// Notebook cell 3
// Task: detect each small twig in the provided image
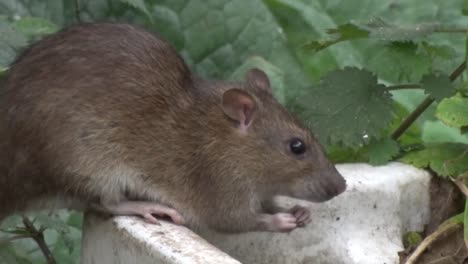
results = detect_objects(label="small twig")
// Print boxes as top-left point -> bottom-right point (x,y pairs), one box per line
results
386,83 -> 421,90
0,234 -> 31,246
391,96 -> 434,140
74,0 -> 82,23
22,217 -> 56,264
448,61 -> 467,82
404,215 -> 463,264
391,61 -> 467,140
435,28 -> 468,34
453,179 -> 468,197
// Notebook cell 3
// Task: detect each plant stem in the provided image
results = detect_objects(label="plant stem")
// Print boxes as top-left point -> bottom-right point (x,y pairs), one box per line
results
391,61 -> 467,140
404,214 -> 463,264
22,217 -> 56,264
74,0 -> 81,23
454,179 -> 468,197
386,84 -> 421,91
391,97 -> 434,140
448,61 -> 467,82
435,28 -> 468,34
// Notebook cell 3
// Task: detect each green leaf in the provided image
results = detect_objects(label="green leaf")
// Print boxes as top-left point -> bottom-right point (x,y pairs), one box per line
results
436,96 -> 468,128
463,0 -> 468,16
422,120 -> 468,144
119,0 -> 152,22
327,23 -> 369,39
0,66 -> 7,77
421,42 -> 457,60
11,16 -> 59,41
51,218 -> 82,264
421,72 -> 454,102
366,138 -> 400,165
400,143 -> 468,177
326,145 -> 368,164
303,18 -> 440,51
264,0 -> 364,81
0,246 -> 18,264
230,56 -> 286,104
32,213 -> 70,234
303,23 -> 369,52
0,20 -> 27,47
299,67 -> 394,147
65,212 -> 83,230
91,0 -> 311,106
52,232 -> 75,255
0,215 -> 23,230
403,231 -> 423,248
0,20 -> 27,68
0,244 -> 32,264
0,228 -> 30,236
366,42 -> 431,83
363,17 -> 439,42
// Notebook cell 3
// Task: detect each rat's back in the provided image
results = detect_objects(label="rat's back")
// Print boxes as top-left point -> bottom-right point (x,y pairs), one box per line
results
0,22 -> 194,218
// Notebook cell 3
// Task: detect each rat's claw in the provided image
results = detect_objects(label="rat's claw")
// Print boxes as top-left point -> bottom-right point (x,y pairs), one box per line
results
150,207 -> 185,225
143,213 -> 161,225
288,205 -> 311,227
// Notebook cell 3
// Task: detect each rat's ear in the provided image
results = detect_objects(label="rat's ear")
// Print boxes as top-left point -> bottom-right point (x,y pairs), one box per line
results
222,88 -> 257,132
245,68 -> 271,93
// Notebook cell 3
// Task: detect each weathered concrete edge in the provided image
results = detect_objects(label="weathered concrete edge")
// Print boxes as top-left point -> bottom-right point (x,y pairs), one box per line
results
81,213 -> 241,264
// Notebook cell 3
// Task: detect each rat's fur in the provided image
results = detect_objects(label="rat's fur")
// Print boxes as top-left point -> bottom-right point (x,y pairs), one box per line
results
0,22 -> 346,232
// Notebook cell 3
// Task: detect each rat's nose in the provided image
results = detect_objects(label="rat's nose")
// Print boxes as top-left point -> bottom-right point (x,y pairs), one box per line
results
335,175 -> 347,195
326,172 -> 347,197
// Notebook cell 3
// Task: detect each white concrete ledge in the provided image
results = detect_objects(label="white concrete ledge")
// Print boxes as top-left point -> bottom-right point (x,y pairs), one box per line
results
81,162 -> 431,264
80,214 -> 241,264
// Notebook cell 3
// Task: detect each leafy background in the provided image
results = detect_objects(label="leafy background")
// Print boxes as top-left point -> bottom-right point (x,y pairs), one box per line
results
1,0 -> 468,263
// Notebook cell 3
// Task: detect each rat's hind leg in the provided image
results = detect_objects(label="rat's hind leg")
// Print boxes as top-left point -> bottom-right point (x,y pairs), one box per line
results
92,201 -> 185,225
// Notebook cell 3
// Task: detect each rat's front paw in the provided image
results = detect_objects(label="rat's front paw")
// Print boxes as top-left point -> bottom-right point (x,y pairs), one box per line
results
269,213 -> 297,232
288,205 -> 311,227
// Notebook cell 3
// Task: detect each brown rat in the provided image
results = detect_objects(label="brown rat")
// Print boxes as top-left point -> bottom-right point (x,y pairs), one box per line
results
0,22 -> 346,233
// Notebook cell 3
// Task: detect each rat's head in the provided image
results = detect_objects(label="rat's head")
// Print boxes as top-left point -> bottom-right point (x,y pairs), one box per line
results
216,68 -> 346,203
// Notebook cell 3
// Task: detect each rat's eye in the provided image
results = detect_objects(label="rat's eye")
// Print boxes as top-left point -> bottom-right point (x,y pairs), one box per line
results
289,138 -> 306,155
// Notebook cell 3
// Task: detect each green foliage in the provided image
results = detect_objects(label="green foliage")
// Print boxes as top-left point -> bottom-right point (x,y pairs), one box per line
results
304,18 -> 440,52
11,16 -> 59,41
400,143 -> 468,177
119,0 -> 151,21
0,211 -> 82,264
0,20 -> 27,69
366,138 -> 400,165
0,16 -> 58,71
367,42 -> 432,83
299,67 -> 393,147
421,72 -> 455,102
303,23 -> 369,51
436,96 -> 468,128
363,18 -> 439,41
403,231 -> 423,248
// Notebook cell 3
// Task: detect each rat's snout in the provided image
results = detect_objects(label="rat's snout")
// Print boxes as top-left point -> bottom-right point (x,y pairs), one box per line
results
325,171 -> 347,198
308,169 -> 347,202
